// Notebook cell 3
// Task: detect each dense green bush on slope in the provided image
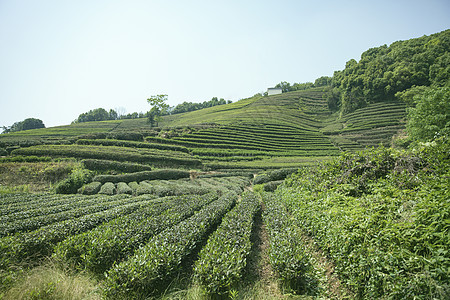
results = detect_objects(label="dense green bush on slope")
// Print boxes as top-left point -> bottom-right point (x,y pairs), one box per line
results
92,169 -> 190,184
275,140 -> 449,298
82,159 -> 152,173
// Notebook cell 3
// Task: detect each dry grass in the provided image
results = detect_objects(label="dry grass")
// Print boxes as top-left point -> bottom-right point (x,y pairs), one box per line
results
2,261 -> 101,300
0,161 -> 77,193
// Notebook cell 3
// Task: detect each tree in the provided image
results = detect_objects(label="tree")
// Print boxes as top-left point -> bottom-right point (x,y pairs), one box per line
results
109,109 -> 118,120
1,118 -> 45,134
407,86 -> 450,142
147,95 -> 169,127
74,108 -> 109,123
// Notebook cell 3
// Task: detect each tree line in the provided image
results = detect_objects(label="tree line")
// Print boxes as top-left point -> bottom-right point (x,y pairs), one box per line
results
72,97 -> 232,125
1,118 -> 45,134
323,29 -> 449,143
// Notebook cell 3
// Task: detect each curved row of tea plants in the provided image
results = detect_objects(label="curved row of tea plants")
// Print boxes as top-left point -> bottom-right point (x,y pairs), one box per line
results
0,193 -> 91,216
55,192 -> 218,275
0,194 -> 119,223
76,138 -> 190,153
0,194 -> 142,237
103,191 -> 238,298
0,194 -> 158,270
11,144 -> 202,167
261,192 -> 314,294
194,191 -> 260,295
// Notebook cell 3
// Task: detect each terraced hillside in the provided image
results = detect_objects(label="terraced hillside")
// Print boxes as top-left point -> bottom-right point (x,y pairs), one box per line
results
0,87 -> 408,170
321,101 -> 407,151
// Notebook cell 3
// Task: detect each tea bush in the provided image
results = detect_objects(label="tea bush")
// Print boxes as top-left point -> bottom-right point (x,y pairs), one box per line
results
55,168 -> 92,194
276,141 -> 449,298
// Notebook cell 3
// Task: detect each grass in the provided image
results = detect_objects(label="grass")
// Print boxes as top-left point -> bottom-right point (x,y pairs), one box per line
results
0,161 -> 78,193
1,260 -> 101,300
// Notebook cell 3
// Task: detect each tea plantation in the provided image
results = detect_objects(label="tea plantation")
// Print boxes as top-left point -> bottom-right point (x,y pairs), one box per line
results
0,31 -> 448,299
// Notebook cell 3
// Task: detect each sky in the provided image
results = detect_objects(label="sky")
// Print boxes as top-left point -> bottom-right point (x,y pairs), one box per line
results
1,0 -> 449,128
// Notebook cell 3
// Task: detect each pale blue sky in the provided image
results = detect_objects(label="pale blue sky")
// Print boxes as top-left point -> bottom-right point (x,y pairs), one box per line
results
1,0 -> 449,128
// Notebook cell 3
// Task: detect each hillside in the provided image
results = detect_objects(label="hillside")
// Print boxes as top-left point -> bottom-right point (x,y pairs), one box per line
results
0,86 -> 408,170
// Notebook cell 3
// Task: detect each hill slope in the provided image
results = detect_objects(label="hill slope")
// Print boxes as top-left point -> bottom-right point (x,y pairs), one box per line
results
1,87 -> 408,170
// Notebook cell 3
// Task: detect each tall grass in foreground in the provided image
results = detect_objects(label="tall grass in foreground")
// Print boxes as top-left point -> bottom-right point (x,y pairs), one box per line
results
2,260 -> 101,300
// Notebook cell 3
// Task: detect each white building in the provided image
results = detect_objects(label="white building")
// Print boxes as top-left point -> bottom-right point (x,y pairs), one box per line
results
267,88 -> 282,95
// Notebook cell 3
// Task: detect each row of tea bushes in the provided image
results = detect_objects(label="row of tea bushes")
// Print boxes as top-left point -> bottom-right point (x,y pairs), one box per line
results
76,138 -> 190,153
261,192 -> 315,294
79,179 -> 211,197
194,191 -> 260,295
0,195 -> 158,269
11,144 -> 202,168
81,159 -> 152,173
54,193 -> 217,275
92,169 -> 190,184
0,194 -> 139,237
103,192 -> 237,298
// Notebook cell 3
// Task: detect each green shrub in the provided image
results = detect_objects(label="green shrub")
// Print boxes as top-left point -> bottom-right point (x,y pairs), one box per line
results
99,182 -> 116,195
78,138 -> 190,153
78,182 -> 102,195
0,155 -> 52,163
116,182 -> 132,195
92,169 -> 190,184
253,174 -> 270,185
0,148 -> 8,156
82,159 -> 152,173
135,181 -> 154,195
127,182 -> 139,194
55,168 -> 92,194
253,168 -> 298,185
194,191 -> 260,295
263,180 -> 283,192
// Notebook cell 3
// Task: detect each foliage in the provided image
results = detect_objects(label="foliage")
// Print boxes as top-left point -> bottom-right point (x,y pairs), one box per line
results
0,195 -> 153,274
194,191 -> 260,295
54,167 -> 92,194
329,29 -> 449,113
406,86 -> 450,142
77,138 -> 189,153
77,181 -> 102,195
74,108 -> 119,123
98,182 -> 116,195
103,191 -> 237,298
261,192 -> 316,294
253,168 -> 297,185
276,142 -> 449,298
147,95 -> 169,127
12,144 -> 201,168
171,97 -> 230,115
0,156 -> 51,163
116,182 -> 132,195
54,193 -> 217,276
1,118 -> 45,134
81,159 -> 152,173
92,169 -> 190,184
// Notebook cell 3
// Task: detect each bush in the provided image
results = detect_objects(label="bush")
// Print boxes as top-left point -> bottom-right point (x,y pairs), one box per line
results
253,174 -> 270,185
263,180 -> 283,192
253,168 -> 298,185
55,168 -> 92,194
78,182 -> 102,195
82,159 -> 152,173
116,182 -> 132,195
99,182 -> 116,195
92,169 -> 190,184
